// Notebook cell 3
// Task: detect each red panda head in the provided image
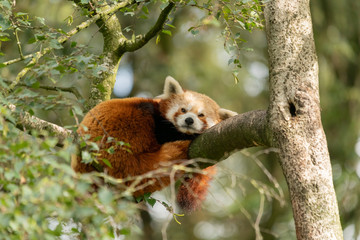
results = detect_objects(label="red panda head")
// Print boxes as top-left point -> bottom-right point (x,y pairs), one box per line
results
157,76 -> 237,134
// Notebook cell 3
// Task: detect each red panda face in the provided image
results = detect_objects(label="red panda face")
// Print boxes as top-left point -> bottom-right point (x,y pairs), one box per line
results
157,76 -> 238,135
161,91 -> 221,134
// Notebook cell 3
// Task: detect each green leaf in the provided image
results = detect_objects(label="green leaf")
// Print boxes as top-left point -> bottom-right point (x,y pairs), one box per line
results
54,65 -> 66,73
28,37 -> 36,44
190,29 -> 200,35
15,12 -> 28,17
93,136 -> 102,142
0,0 -> 12,10
222,5 -> 231,21
107,146 -> 115,154
146,198 -> 156,207
42,138 -> 58,149
99,187 -> 113,205
156,34 -> 161,44
123,26 -> 132,33
102,158 -> 113,168
0,36 -> 10,42
119,228 -> 131,235
165,23 -> 176,29
36,16 -> 45,25
142,5 -> 149,15
88,142 -> 99,151
10,141 -> 29,152
35,34 -> 46,41
75,206 -> 96,218
162,30 -> 172,36
49,39 -> 63,49
143,193 -> 156,207
67,16 -> 73,25
135,195 -> 143,203
81,151 -> 92,163
72,105 -> 83,116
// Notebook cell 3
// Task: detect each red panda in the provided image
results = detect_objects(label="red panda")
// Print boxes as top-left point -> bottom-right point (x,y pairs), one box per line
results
72,76 -> 237,212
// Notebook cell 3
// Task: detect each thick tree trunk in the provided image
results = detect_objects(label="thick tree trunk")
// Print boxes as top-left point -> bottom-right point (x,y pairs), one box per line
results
264,0 -> 343,239
189,0 -> 343,239
84,3 -> 126,111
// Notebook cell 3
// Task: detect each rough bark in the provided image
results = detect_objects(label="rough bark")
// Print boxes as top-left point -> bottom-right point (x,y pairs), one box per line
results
84,1 -> 129,111
188,110 -> 270,167
187,0 -> 343,239
264,0 -> 343,239
83,1 -> 175,111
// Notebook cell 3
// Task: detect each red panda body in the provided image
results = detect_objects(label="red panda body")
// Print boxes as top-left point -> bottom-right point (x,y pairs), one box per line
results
72,76 -> 237,211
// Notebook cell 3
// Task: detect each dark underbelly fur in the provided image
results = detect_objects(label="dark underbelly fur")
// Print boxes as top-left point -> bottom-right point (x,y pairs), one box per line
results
154,116 -> 198,144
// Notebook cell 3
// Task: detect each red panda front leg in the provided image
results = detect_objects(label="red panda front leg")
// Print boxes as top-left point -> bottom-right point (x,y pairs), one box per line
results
133,140 -> 191,195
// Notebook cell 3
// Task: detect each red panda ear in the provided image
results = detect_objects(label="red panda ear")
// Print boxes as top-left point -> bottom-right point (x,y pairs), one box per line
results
155,76 -> 184,99
219,108 -> 238,120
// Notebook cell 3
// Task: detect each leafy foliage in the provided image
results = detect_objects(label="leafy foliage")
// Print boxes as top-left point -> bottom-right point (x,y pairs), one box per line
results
0,0 -> 265,239
183,0 -> 264,80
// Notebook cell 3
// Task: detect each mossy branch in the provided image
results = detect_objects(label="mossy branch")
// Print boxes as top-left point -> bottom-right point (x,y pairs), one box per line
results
188,110 -> 270,168
10,104 -> 76,146
122,2 -> 175,53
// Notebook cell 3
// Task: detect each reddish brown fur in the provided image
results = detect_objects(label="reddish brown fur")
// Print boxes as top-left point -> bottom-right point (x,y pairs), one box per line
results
177,166 -> 216,212
72,78 -> 237,211
72,98 -> 191,196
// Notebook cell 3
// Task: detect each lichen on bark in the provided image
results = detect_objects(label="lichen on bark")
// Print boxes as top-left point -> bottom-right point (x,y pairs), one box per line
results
264,0 -> 343,239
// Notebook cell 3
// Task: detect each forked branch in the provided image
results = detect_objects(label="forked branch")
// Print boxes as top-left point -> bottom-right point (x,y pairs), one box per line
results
122,2 -> 175,53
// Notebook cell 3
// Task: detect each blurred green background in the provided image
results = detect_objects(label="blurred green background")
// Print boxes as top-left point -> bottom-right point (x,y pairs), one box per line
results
1,0 -> 359,239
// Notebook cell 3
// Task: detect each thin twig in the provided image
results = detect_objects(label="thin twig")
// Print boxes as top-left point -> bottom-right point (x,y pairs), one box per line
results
9,104 -> 76,146
14,28 -> 24,59
37,85 -> 83,99
123,2 -> 175,52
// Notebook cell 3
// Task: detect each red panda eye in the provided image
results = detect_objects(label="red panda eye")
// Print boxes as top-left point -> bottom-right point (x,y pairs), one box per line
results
181,108 -> 187,113
198,113 -> 204,117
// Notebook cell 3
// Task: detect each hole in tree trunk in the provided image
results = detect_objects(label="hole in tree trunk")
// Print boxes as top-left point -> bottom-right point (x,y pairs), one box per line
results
289,102 -> 297,117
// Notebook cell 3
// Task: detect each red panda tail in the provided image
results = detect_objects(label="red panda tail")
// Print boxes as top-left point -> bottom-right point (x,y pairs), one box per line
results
176,166 -> 216,212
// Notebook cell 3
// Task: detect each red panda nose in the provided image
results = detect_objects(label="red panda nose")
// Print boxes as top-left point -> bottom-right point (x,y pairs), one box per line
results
185,117 -> 194,126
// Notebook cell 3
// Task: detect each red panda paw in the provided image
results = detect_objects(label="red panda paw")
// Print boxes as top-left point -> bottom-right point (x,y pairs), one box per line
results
161,140 -> 191,160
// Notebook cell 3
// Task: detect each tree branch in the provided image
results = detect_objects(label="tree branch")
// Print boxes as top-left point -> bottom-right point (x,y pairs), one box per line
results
10,105 -> 76,146
3,0 -> 135,90
35,85 -> 82,99
188,110 -> 270,168
3,80 -> 82,99
122,2 -> 175,52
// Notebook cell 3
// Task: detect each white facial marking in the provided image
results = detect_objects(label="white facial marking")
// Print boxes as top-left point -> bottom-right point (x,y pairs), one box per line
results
176,112 -> 204,134
165,102 -> 180,123
184,92 -> 204,110
163,91 -> 223,134
206,118 -> 217,128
